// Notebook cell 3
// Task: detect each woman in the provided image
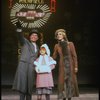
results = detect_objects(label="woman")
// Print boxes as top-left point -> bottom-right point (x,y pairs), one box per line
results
52,29 -> 79,100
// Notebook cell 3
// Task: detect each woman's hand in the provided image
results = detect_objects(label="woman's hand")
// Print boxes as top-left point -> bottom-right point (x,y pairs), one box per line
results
75,67 -> 78,73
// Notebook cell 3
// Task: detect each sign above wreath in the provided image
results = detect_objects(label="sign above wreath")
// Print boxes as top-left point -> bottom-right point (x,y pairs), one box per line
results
9,0 -> 56,29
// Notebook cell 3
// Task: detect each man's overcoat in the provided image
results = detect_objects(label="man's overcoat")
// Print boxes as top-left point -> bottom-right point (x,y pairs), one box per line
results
12,31 -> 39,94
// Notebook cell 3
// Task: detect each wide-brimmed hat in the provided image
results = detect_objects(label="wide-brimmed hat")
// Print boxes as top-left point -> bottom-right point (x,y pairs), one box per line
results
29,29 -> 39,36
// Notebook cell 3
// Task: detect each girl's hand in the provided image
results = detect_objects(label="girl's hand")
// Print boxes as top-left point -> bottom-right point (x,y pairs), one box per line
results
35,67 -> 40,73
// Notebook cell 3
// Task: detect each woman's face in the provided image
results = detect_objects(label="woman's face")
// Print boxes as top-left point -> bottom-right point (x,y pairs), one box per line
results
56,32 -> 64,41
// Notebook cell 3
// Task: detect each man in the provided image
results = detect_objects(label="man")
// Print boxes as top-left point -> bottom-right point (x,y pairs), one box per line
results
12,21 -> 40,100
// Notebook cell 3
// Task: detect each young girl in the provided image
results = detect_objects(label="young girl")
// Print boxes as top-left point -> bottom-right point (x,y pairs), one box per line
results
34,44 -> 56,100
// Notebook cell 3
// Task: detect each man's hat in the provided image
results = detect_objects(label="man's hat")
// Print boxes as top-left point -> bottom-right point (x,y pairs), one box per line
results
29,29 -> 39,36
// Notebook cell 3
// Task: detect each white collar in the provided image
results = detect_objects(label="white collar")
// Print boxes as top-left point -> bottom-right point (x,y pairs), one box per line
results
32,42 -> 36,45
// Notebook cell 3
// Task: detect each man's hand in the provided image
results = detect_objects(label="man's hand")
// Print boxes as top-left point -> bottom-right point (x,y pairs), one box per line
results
16,20 -> 22,29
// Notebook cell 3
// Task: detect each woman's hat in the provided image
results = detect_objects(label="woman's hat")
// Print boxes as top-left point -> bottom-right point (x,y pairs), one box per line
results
55,29 -> 66,35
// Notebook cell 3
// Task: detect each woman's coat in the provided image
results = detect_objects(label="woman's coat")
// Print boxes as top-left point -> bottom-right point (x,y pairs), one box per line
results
53,41 -> 79,98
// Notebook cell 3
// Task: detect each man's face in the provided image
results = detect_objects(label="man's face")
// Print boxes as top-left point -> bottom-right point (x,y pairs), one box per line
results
30,33 -> 38,42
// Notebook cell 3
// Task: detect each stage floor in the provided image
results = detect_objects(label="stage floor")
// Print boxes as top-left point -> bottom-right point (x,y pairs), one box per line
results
1,87 -> 99,100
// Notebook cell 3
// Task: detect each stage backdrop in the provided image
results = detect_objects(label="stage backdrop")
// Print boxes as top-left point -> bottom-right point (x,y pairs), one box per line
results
1,0 -> 99,86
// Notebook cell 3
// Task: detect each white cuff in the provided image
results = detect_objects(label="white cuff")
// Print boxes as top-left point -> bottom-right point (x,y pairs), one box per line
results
16,29 -> 22,32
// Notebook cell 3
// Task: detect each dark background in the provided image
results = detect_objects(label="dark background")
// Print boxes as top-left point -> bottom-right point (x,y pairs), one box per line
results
1,0 -> 99,87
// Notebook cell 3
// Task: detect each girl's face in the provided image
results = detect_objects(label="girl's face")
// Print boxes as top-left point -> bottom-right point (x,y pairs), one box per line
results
56,32 -> 64,41
40,47 -> 46,55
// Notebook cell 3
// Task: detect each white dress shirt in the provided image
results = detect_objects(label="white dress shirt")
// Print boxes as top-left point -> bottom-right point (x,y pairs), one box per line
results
32,42 -> 37,52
